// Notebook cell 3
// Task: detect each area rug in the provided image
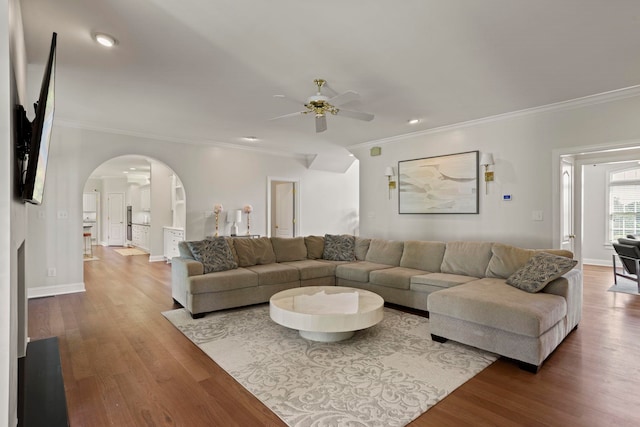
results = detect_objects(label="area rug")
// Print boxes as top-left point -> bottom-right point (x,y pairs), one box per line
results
163,305 -> 497,426
607,280 -> 640,295
82,256 -> 99,262
114,248 -> 147,256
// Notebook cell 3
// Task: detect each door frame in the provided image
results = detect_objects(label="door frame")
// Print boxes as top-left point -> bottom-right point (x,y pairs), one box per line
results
266,177 -> 300,238
553,139 -> 640,266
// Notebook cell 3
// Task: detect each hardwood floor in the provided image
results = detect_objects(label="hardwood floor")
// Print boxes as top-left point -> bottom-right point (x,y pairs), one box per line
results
28,246 -> 640,426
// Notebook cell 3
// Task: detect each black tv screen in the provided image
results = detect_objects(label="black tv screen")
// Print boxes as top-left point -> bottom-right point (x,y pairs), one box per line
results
23,32 -> 56,205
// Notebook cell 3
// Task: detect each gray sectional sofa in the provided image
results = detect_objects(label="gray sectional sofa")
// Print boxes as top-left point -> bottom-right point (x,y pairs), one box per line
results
171,235 -> 582,372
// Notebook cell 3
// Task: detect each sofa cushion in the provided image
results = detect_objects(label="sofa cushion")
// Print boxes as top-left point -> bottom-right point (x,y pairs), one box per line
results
323,234 -> 356,261
355,237 -> 371,261
233,237 -> 276,267
304,236 -> 324,259
282,260 -> 336,280
335,261 -> 393,283
441,241 -> 493,278
224,237 -> 240,264
400,240 -> 446,272
188,267 -> 258,294
506,252 -> 578,293
245,263 -> 299,286
271,237 -> 307,262
369,267 -> 429,290
486,243 -> 574,279
427,278 -> 567,337
186,238 -> 238,274
365,239 -> 404,266
410,273 -> 478,293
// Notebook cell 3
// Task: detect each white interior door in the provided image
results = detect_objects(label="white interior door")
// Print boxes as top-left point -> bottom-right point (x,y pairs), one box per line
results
274,182 -> 295,237
107,193 -> 125,246
560,157 -> 575,252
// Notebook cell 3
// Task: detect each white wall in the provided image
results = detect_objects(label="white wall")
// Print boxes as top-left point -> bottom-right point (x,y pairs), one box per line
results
4,1 -> 28,424
25,125 -> 359,294
149,160 -> 172,259
353,93 -> 640,249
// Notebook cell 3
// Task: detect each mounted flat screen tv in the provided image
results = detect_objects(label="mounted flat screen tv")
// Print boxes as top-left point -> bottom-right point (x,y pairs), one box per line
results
22,32 -> 57,205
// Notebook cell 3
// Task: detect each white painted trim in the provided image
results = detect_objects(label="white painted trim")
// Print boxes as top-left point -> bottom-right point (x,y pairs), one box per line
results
350,86 -> 640,150
148,255 -> 165,263
27,283 -> 86,299
583,258 -> 613,267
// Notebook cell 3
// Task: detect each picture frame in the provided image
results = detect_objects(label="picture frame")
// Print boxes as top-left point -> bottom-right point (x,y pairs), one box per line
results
398,150 -> 479,214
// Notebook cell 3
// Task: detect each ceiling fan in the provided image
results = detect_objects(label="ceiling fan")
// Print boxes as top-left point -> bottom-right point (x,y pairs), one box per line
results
271,79 -> 374,133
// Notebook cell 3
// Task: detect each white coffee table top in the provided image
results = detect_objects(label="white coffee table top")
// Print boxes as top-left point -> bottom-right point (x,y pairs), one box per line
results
269,286 -> 384,342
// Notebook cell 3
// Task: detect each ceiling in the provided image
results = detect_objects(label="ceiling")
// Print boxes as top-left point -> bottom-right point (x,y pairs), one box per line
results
19,0 -> 640,164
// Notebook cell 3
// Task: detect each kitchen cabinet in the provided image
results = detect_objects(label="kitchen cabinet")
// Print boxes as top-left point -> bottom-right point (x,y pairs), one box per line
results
132,224 -> 150,251
163,227 -> 184,262
83,192 -> 97,212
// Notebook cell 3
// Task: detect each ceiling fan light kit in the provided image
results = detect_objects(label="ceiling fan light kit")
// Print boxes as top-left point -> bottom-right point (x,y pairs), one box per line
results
272,79 -> 374,133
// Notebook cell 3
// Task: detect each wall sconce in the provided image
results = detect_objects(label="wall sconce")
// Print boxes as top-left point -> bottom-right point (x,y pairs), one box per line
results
227,209 -> 242,236
480,153 -> 494,195
384,166 -> 396,199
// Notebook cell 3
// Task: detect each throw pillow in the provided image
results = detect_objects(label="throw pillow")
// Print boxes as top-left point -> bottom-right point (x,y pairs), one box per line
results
506,252 -> 578,293
322,234 -> 356,261
186,238 -> 238,274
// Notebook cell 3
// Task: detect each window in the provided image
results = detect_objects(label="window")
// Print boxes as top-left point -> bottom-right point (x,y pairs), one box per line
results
608,167 -> 640,241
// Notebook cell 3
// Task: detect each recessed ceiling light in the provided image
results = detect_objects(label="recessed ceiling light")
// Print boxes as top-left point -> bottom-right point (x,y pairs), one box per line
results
408,119 -> 421,125
93,33 -> 117,47
129,167 -> 136,170
123,171 -> 128,174
243,136 -> 259,142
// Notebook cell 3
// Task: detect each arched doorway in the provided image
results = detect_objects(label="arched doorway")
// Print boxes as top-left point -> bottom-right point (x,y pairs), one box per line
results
82,155 -> 186,264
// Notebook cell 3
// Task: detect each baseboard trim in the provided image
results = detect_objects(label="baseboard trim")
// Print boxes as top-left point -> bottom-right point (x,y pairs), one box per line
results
27,283 -> 86,299
148,255 -> 165,263
583,258 -> 612,267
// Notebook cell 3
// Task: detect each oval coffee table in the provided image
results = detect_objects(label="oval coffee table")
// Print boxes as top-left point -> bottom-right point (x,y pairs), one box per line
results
269,286 -> 384,342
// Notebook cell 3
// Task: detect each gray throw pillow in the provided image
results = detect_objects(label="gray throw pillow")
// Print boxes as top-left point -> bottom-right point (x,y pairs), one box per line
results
187,237 -> 238,274
506,252 -> 577,293
322,234 -> 356,261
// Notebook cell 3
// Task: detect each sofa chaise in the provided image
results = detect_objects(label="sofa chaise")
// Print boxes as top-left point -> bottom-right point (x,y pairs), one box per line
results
171,234 -> 582,372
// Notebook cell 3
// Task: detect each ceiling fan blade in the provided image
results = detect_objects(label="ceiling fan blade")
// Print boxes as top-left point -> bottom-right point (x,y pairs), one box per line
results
337,109 -> 375,121
315,115 -> 327,133
269,111 -> 306,120
273,94 -> 306,107
321,81 -> 339,98
328,90 -> 360,106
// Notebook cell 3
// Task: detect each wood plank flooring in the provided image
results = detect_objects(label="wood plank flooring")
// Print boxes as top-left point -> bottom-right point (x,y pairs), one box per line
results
28,246 -> 640,426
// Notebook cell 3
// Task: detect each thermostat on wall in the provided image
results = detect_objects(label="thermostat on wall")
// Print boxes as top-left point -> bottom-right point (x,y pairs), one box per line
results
503,194 -> 512,201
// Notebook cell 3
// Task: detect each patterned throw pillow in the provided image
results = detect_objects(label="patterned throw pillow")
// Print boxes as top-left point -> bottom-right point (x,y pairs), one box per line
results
506,252 -> 577,293
322,234 -> 356,261
187,237 -> 238,274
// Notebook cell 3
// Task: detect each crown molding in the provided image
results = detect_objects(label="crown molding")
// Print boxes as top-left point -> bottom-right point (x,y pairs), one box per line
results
349,85 -> 640,150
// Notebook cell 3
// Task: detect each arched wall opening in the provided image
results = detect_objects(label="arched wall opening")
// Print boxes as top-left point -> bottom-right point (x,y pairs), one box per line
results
81,155 -> 186,265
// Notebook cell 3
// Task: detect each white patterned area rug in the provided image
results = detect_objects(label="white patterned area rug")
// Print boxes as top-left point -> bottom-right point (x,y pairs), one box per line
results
162,305 -> 497,427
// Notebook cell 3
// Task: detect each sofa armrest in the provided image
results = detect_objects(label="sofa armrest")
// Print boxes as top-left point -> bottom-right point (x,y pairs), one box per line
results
171,257 -> 204,306
542,268 -> 583,331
